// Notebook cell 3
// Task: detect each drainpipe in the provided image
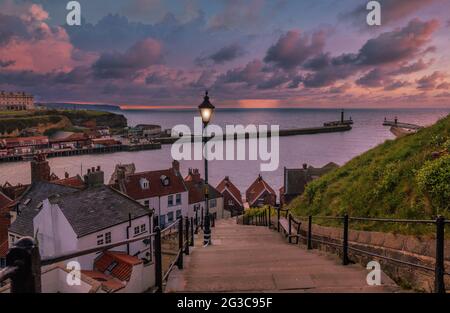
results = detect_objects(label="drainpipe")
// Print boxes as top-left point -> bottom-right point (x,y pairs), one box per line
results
126,213 -> 131,254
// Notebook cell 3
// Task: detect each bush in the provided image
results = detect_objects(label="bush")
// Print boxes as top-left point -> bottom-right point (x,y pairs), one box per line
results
416,155 -> 450,213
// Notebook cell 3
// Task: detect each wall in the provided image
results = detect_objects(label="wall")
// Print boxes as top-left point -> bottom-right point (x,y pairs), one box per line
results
297,222 -> 450,292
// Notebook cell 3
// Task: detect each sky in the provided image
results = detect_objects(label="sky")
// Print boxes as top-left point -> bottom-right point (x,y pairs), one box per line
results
0,0 -> 449,108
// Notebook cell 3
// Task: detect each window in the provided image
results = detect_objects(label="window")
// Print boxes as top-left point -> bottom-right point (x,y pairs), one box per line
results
159,215 -> 166,227
210,199 -> 217,208
105,261 -> 118,275
176,193 -> 181,205
140,224 -> 146,232
134,226 -> 140,235
105,232 -> 111,244
144,200 -> 150,208
167,212 -> 174,223
0,258 -> 5,268
176,209 -> 181,219
9,234 -> 15,245
228,199 -> 234,206
168,195 -> 173,206
97,234 -> 104,245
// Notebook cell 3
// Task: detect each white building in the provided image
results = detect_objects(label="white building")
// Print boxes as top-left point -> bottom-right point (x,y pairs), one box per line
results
111,161 -> 189,229
184,168 -> 228,224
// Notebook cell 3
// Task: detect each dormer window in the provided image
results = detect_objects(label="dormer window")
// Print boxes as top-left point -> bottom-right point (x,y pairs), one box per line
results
160,175 -> 170,186
140,178 -> 149,189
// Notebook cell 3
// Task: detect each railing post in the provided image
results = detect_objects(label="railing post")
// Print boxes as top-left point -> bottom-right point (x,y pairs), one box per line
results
201,207 -> 204,230
277,207 -> 280,232
343,214 -> 349,265
267,208 -> 271,228
190,217 -> 194,247
154,227 -> 163,293
307,215 -> 312,250
434,215 -> 445,293
177,217 -> 184,269
195,209 -> 199,234
184,217 -> 190,255
288,214 -> 292,243
6,237 -> 41,293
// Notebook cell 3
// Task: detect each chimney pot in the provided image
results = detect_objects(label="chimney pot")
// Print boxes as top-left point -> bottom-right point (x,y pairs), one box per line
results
303,163 -> 307,169
64,172 -> 69,179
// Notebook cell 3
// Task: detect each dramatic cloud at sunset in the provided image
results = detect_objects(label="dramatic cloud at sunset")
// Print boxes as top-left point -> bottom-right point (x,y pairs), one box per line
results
0,0 -> 449,108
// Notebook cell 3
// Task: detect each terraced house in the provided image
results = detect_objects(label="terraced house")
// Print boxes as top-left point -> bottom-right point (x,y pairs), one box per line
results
111,160 -> 189,228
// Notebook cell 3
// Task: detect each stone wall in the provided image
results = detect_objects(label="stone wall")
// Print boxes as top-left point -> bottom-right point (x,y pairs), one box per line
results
297,223 -> 450,292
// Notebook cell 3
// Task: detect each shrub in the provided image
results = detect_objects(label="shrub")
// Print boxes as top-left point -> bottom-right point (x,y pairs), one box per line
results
416,155 -> 450,213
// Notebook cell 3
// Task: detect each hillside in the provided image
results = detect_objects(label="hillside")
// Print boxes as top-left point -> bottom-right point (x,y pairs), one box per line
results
0,109 -> 127,137
288,114 -> 450,234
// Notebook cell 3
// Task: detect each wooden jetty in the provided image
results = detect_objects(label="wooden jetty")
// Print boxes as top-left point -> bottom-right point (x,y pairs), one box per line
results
0,143 -> 161,163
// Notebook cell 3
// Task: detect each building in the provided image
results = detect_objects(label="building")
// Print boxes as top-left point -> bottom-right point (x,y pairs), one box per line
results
216,176 -> 244,217
279,162 -> 339,206
109,163 -> 136,185
184,168 -> 227,224
0,136 -> 49,155
0,191 -> 14,268
0,91 -> 34,110
49,133 -> 91,150
246,175 -> 277,208
111,160 -> 189,228
91,138 -> 121,148
128,124 -> 162,138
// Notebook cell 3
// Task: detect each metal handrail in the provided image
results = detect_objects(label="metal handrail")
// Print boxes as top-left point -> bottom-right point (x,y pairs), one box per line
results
0,266 -> 19,283
41,232 -> 156,266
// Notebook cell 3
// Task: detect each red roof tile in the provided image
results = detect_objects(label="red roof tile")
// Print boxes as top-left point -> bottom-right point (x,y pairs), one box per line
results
94,251 -> 142,282
216,177 -> 243,206
246,175 -> 276,206
117,168 -> 187,200
54,175 -> 85,189
81,270 -> 125,292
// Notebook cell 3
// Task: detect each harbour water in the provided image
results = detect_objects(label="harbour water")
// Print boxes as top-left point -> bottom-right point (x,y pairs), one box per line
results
0,108 -> 448,194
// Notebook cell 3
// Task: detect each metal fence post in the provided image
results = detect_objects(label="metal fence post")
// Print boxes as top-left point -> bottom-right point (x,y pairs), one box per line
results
343,214 -> 349,265
184,217 -> 190,255
435,215 -> 445,293
288,214 -> 292,243
177,217 -> 184,269
154,227 -> 163,293
190,217 -> 194,247
307,215 -> 312,250
277,207 -> 280,232
267,208 -> 271,228
5,237 -> 41,293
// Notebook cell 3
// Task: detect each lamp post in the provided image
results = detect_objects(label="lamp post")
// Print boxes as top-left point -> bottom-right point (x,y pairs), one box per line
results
198,91 -> 215,246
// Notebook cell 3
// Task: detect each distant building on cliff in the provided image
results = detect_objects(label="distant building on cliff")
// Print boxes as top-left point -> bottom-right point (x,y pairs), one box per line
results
0,91 -> 34,111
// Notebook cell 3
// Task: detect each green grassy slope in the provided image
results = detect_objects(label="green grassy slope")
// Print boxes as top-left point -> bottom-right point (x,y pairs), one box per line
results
288,114 -> 450,234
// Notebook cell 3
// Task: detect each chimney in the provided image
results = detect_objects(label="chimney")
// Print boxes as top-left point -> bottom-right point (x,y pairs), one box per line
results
192,168 -> 201,182
172,160 -> 180,173
302,163 -> 307,170
31,154 -> 50,183
84,165 -> 104,188
258,174 -> 262,181
64,172 -> 69,179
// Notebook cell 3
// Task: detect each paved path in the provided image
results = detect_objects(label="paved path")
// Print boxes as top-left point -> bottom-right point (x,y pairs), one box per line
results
166,218 -> 400,293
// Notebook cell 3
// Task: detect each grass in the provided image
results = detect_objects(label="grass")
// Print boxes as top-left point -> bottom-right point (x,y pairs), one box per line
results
288,114 -> 450,235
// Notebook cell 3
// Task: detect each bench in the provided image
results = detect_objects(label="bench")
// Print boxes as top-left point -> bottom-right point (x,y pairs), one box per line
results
279,216 -> 301,244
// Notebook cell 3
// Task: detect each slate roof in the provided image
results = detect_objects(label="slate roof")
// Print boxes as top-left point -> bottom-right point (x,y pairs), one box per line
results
283,162 -> 339,195
48,185 -> 151,237
9,181 -> 80,236
184,180 -> 222,205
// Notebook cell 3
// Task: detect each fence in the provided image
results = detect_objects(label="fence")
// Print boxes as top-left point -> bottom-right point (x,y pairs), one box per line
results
0,215 -> 197,293
275,208 -> 448,293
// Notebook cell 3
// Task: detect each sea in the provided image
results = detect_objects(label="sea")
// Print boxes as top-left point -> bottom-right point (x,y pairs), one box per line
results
0,108 -> 449,194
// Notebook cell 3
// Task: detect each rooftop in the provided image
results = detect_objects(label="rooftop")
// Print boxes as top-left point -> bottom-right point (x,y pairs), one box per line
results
246,175 -> 276,206
216,177 -> 243,206
48,185 -> 151,237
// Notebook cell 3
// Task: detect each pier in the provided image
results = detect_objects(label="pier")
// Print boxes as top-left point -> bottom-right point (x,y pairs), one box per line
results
159,124 -> 352,145
383,118 -> 422,130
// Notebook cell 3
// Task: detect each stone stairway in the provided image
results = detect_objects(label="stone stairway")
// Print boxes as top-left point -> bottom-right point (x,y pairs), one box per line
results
166,218 -> 400,293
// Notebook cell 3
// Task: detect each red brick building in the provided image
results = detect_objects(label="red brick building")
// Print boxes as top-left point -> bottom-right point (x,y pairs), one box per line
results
216,176 -> 243,217
246,175 -> 277,208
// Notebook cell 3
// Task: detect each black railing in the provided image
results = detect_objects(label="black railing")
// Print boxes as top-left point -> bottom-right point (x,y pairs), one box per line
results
276,210 -> 448,293
0,215 -> 195,293
242,208 -> 270,226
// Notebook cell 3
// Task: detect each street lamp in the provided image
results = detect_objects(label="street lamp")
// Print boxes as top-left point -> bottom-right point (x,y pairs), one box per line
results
198,91 -> 215,245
